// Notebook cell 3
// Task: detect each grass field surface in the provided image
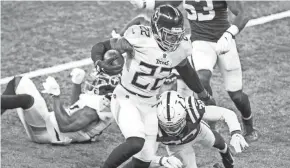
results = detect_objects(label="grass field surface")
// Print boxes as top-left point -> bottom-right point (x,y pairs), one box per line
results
1,1 -> 290,168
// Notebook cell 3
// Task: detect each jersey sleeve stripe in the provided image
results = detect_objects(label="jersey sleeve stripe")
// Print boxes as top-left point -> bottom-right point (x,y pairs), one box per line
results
188,97 -> 201,120
187,97 -> 197,123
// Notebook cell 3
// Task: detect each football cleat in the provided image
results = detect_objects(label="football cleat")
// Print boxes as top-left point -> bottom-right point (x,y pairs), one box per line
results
244,129 -> 259,142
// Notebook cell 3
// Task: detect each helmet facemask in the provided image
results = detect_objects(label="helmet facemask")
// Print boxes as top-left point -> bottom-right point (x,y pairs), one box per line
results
155,26 -> 185,52
84,70 -> 120,95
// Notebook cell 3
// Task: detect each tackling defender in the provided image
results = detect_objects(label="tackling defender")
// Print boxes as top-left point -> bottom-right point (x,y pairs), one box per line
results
1,52 -> 121,144
130,0 -> 258,142
92,5 -> 215,168
153,91 -> 248,168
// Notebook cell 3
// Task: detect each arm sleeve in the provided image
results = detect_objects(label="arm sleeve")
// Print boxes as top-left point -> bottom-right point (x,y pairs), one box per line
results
203,106 -> 242,133
175,59 -> 205,93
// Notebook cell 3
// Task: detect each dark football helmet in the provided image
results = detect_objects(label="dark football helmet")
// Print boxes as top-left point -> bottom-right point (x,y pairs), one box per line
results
151,4 -> 185,52
84,69 -> 121,96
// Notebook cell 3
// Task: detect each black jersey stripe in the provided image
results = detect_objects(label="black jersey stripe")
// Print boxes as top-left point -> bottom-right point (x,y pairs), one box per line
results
167,92 -> 171,121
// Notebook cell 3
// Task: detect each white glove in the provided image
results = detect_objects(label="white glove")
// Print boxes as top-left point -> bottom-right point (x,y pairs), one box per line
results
130,0 -> 146,9
230,133 -> 249,153
160,156 -> 183,168
70,68 -> 86,84
216,31 -> 233,55
41,76 -> 60,96
111,30 -> 121,38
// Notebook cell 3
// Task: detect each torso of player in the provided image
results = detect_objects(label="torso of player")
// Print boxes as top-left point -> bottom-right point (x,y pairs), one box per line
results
183,0 -> 230,42
67,94 -> 111,138
121,25 -> 192,97
157,97 -> 205,145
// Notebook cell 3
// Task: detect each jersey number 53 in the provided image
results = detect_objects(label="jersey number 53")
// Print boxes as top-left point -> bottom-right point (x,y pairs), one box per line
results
183,0 -> 215,21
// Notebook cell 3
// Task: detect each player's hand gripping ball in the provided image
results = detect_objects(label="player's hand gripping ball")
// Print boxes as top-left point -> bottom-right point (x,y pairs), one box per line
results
95,50 -> 124,76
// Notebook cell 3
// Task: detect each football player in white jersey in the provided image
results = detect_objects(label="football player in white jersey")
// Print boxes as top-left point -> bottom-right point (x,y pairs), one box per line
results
92,5 -> 215,168
130,0 -> 259,142
152,91 -> 248,168
1,66 -> 117,144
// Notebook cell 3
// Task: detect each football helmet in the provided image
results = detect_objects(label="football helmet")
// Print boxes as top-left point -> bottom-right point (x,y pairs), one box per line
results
156,91 -> 187,136
151,4 -> 185,52
84,69 -> 121,96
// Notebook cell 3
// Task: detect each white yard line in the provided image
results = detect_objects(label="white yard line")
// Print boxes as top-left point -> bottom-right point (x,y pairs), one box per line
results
1,10 -> 290,85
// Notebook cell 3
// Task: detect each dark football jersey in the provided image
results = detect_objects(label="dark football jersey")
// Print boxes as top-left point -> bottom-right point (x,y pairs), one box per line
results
183,0 -> 230,42
157,96 -> 205,145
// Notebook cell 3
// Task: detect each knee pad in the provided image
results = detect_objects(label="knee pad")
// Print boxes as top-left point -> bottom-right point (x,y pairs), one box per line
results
131,157 -> 151,168
126,137 -> 145,154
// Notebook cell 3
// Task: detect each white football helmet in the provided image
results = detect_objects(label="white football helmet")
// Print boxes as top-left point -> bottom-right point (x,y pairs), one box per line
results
156,91 -> 187,136
84,68 -> 121,96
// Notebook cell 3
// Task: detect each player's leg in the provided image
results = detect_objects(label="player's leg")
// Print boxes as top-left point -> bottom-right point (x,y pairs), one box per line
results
191,41 -> 218,96
15,76 -> 66,144
132,103 -> 159,168
217,40 -> 258,142
196,122 -> 234,168
102,86 -> 146,168
1,77 -> 34,114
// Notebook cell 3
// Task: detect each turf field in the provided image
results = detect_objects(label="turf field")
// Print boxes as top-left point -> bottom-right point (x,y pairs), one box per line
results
1,1 -> 290,168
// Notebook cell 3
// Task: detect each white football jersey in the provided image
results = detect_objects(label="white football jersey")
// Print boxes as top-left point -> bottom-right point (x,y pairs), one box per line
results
67,94 -> 112,139
121,25 -> 192,97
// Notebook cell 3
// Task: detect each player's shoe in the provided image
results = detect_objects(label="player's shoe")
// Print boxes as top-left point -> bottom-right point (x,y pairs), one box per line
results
220,147 -> 234,168
244,129 -> 259,142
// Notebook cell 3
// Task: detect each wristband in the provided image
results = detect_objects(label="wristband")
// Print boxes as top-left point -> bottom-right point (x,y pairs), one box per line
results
198,90 -> 210,101
226,25 -> 240,37
231,130 -> 242,136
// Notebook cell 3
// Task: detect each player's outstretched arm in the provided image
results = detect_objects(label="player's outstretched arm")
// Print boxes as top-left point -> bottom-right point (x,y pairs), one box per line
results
176,59 -> 215,105
226,1 -> 253,36
52,96 -> 98,132
203,106 -> 242,134
203,105 -> 249,153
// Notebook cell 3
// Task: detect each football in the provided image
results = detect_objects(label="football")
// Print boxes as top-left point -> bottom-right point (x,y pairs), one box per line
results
103,49 -> 124,66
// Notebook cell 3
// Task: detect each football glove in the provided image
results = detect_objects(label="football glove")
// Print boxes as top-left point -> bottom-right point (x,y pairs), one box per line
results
230,133 -> 249,153
216,25 -> 239,55
70,68 -> 86,84
111,29 -> 121,38
216,31 -> 233,55
41,76 -> 60,96
129,0 -> 155,9
198,90 -> 216,106
95,57 -> 123,75
160,156 -> 183,168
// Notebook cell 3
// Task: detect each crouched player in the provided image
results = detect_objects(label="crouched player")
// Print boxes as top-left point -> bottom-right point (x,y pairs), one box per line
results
153,91 -> 248,168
